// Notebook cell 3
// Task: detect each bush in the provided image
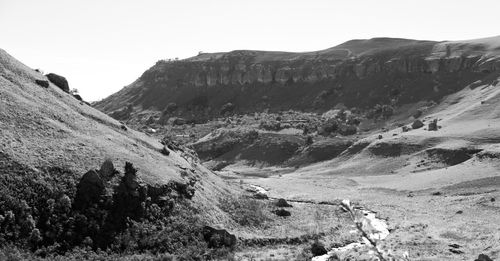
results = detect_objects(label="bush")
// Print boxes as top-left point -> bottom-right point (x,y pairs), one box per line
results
220,103 -> 236,115
0,158 -> 221,259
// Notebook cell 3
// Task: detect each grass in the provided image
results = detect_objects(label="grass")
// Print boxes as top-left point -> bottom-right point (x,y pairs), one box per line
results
219,195 -> 270,227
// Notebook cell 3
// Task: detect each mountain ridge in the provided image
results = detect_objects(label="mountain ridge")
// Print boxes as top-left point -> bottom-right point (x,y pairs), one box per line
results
94,36 -> 500,124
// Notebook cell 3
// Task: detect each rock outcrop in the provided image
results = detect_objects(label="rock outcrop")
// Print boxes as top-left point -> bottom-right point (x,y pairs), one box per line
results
94,36 -> 500,122
412,119 -> 424,129
202,226 -> 237,248
46,73 -> 70,93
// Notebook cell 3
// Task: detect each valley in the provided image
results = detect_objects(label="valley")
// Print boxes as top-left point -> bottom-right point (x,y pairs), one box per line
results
1,35 -> 500,260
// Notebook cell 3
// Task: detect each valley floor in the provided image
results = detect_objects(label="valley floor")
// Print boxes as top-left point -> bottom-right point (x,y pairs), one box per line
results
224,158 -> 500,260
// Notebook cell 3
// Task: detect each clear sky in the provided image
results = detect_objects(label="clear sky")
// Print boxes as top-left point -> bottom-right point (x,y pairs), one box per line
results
1,0 -> 499,101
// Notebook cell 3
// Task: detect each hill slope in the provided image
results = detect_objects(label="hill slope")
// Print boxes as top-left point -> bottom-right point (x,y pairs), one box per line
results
0,48 -> 236,257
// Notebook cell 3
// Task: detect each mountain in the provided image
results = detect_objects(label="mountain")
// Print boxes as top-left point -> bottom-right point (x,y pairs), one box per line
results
94,36 -> 500,123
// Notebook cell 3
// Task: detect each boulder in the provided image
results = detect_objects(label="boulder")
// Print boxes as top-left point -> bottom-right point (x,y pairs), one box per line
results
311,241 -> 328,256
202,226 -> 237,248
428,119 -> 438,131
35,79 -> 49,88
160,146 -> 170,156
412,119 -> 424,129
254,192 -> 268,200
475,254 -> 493,261
46,73 -> 69,93
275,198 -> 292,208
73,94 -> 83,101
74,170 -> 105,210
273,208 -> 291,217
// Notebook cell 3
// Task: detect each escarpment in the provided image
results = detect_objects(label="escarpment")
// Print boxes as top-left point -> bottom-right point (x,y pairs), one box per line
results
94,36 -> 500,123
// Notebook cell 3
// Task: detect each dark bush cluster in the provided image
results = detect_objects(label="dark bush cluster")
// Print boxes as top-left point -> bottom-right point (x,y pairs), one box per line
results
318,118 -> 357,136
366,104 -> 394,119
0,155 -> 221,259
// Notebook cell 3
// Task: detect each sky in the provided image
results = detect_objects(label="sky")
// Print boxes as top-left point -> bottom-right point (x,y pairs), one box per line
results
1,0 -> 499,101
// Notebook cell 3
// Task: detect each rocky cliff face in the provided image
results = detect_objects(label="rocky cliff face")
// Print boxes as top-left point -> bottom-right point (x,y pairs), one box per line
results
94,36 -> 500,122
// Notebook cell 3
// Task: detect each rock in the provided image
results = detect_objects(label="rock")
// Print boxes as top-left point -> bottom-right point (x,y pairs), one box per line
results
273,208 -> 291,217
402,126 -> 411,132
73,94 -> 83,101
428,119 -> 438,131
46,73 -> 69,93
456,210 -> 463,214
202,226 -> 237,248
160,146 -> 170,156
311,241 -> 328,256
449,248 -> 464,254
475,254 -> 493,261
35,79 -> 49,88
412,119 -> 424,129
254,192 -> 268,200
378,135 -> 383,139
74,170 -> 105,210
120,124 -> 127,131
275,198 -> 292,208
431,191 -> 442,196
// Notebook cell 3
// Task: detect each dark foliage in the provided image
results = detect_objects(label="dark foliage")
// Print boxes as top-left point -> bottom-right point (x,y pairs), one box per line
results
220,102 -> 236,115
367,104 -> 394,119
0,156 -> 219,259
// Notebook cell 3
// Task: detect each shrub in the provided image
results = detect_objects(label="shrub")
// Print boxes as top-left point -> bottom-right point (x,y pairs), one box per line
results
0,158 -> 221,259
220,103 -> 236,115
